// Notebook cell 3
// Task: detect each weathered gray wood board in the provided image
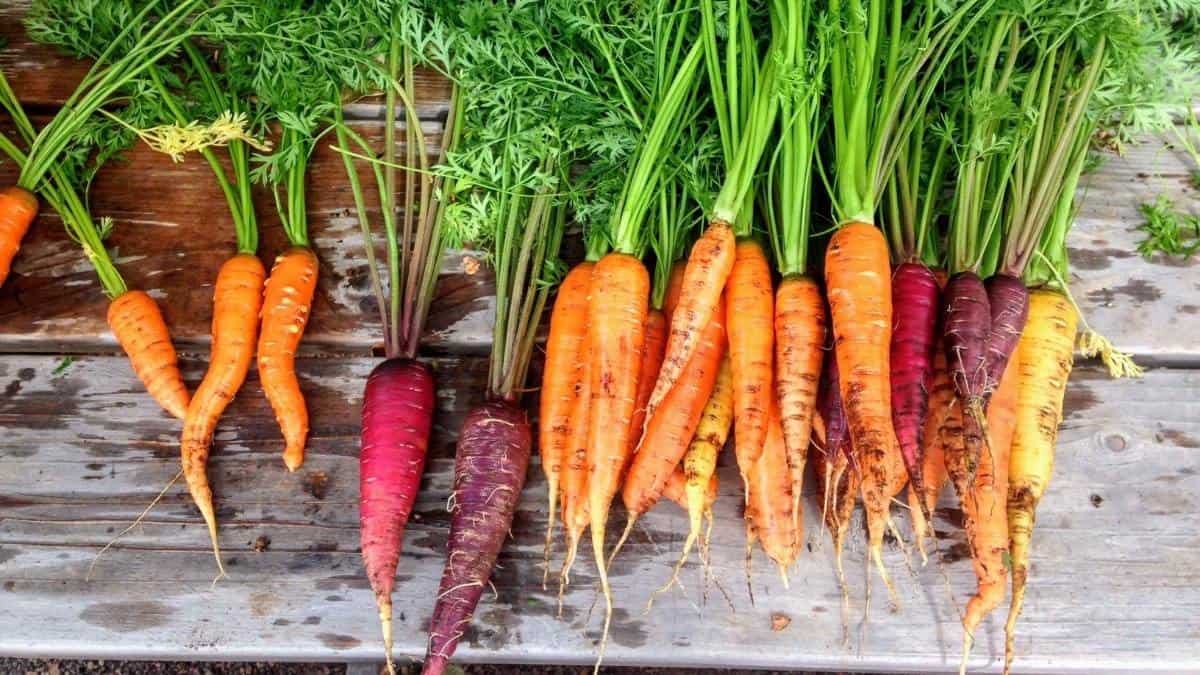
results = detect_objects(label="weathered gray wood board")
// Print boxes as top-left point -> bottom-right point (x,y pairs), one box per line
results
0,356 -> 1197,672
2,0 -> 1198,360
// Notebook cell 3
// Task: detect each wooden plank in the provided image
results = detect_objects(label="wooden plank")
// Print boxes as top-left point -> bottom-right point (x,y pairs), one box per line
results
0,117 -> 494,355
1,355 -> 1196,672
0,0 -> 452,118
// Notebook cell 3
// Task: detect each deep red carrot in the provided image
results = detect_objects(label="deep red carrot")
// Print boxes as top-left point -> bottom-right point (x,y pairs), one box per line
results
423,401 -> 531,675
983,273 -> 1028,394
360,358 -> 435,670
890,262 -> 940,520
942,271 -> 990,482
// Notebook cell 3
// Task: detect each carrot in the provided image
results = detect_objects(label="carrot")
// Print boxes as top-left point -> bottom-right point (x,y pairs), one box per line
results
942,270 -> 991,483
890,262 -> 940,515
662,260 -> 687,321
1004,289 -> 1077,674
960,350 -> 1018,672
824,221 -> 898,597
539,261 -> 593,586
258,246 -> 319,471
107,290 -> 190,420
180,253 -> 266,577
744,392 -> 796,581
663,466 -> 718,512
0,186 -> 37,288
558,337 -> 592,599
908,347 -> 953,557
360,357 -> 435,670
621,298 -> 725,517
611,299 -> 725,563
645,222 -> 735,424
774,275 -> 825,535
628,307 -> 669,464
727,239 -> 774,471
585,251 -> 649,654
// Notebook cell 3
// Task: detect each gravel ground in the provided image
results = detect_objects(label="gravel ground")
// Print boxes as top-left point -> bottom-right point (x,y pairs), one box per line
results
0,661 -> 827,675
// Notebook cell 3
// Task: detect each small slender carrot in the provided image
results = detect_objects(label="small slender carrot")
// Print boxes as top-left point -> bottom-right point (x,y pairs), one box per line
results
558,329 -> 592,599
646,222 -> 735,425
908,347 -> 953,557
774,275 -> 825,535
0,186 -> 37,288
181,253 -> 266,576
540,261 -> 593,587
744,393 -> 796,582
960,352 -> 1018,671
727,239 -> 774,471
1004,289 -> 1077,675
825,221 -> 897,597
258,246 -> 319,471
627,307 -> 669,464
662,466 -> 718,512
107,289 -> 190,420
662,260 -> 687,321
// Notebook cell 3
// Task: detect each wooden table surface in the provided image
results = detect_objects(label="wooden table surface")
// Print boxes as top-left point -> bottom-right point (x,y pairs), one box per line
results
2,4 -> 1199,672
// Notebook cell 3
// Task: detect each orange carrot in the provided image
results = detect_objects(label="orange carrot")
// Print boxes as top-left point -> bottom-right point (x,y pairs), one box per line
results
0,186 -> 37,287
621,298 -> 725,518
258,246 -> 319,471
627,308 -> 669,465
541,261 -> 593,587
662,260 -> 687,321
727,239 -> 775,473
558,326 -> 592,597
585,252 -> 649,645
744,393 -> 796,582
181,253 -> 266,576
646,222 -> 735,424
824,221 -> 898,599
961,353 -> 1018,666
774,275 -> 825,534
908,347 -> 953,557
107,290 -> 190,420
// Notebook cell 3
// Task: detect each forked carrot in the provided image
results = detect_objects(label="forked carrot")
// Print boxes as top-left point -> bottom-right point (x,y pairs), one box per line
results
744,393 -> 796,583
540,261 -> 593,587
258,246 -> 319,471
181,253 -> 266,577
108,290 -> 190,420
0,186 -> 37,288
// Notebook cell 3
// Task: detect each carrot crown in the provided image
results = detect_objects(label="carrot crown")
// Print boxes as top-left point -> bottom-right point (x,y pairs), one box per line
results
827,0 -> 993,228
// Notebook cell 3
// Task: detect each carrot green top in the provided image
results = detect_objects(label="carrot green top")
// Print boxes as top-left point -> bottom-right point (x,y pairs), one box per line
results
827,0 -> 992,228
763,0 -> 827,277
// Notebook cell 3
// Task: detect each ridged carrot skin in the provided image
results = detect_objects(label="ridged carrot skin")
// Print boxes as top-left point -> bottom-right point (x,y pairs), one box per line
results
107,290 -> 190,420
181,253 -> 266,573
0,186 -> 37,288
962,352 -> 1018,655
983,273 -> 1028,395
258,246 -> 319,471
622,300 -> 725,517
890,262 -> 940,506
584,252 -> 649,645
727,239 -> 774,471
1004,289 -> 1077,675
775,276 -> 825,533
360,357 -> 435,671
423,400 -> 531,675
943,271 -> 990,481
647,222 -> 735,424
824,222 -> 894,579
539,262 -> 593,577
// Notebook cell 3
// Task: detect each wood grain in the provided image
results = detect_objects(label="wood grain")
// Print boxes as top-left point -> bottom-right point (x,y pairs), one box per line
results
0,355 -> 1197,671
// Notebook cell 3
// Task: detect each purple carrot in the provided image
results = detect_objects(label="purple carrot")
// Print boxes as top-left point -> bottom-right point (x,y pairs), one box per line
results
941,271 -> 990,484
889,262 -> 940,508
983,272 -> 1029,394
360,358 -> 436,673
423,400 -> 532,675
